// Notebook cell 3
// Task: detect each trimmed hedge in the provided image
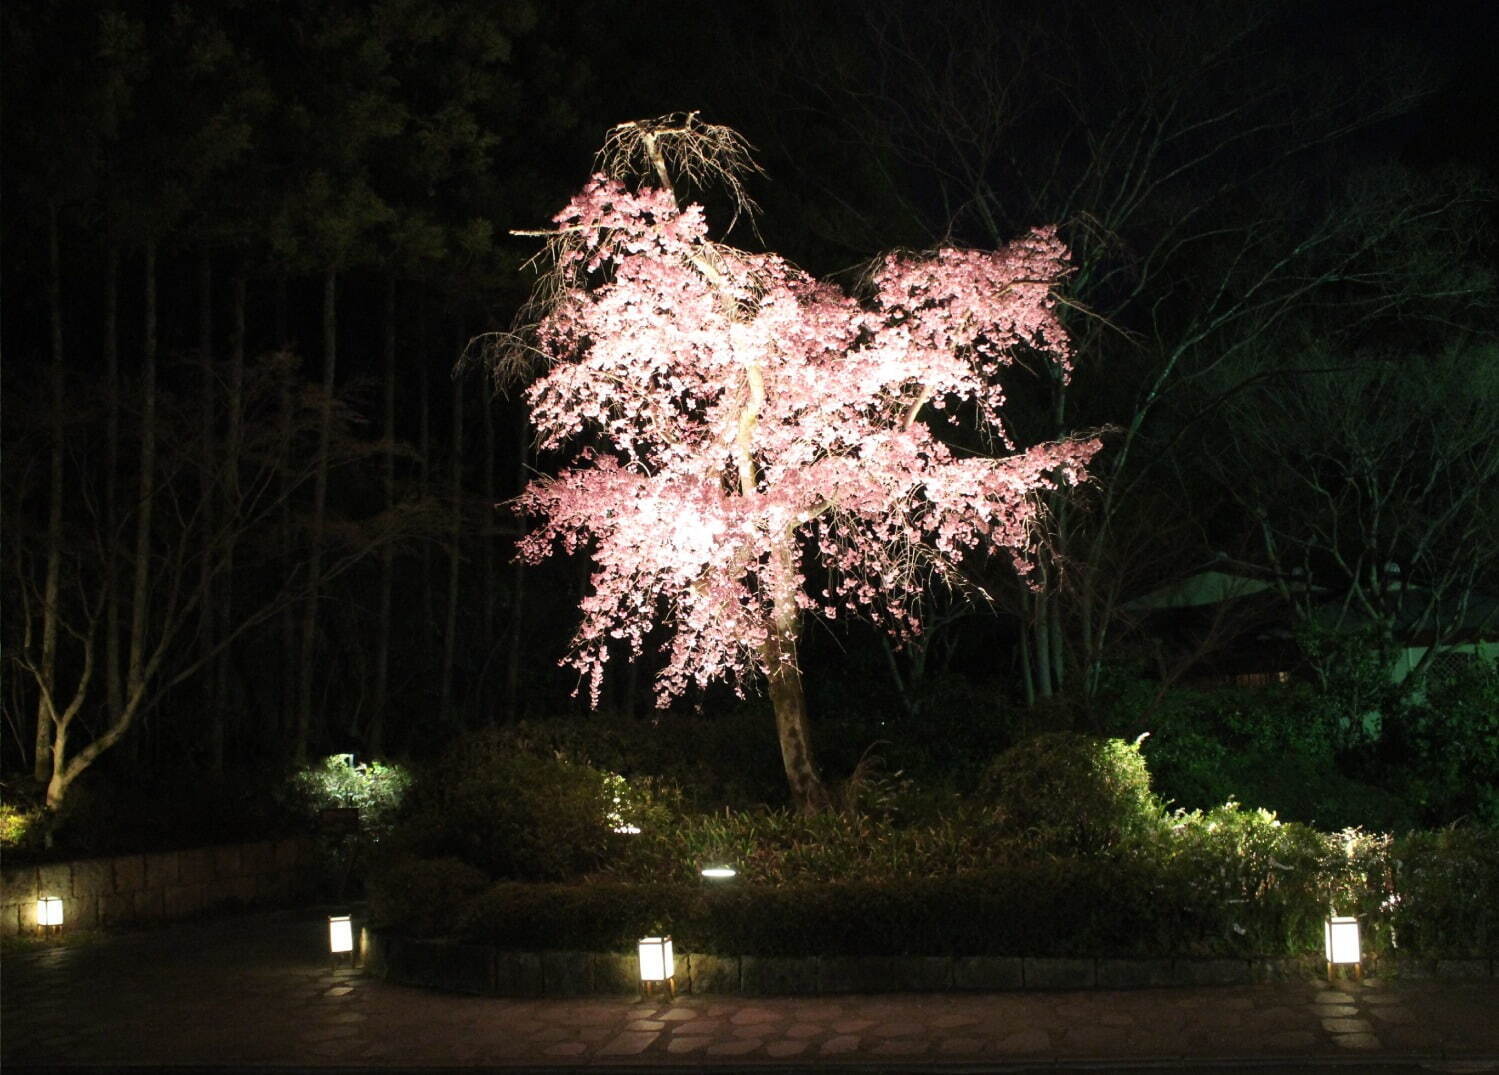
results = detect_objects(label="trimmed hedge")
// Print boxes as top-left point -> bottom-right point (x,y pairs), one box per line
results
369,822 -> 1499,961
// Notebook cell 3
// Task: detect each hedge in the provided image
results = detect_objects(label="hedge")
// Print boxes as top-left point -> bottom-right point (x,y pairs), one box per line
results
368,827 -> 1499,961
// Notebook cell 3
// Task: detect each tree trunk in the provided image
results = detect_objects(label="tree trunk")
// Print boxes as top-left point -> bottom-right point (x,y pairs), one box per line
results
217,272 -> 246,763
1019,611 -> 1036,706
296,267 -> 337,764
276,277 -> 296,743
762,536 -> 829,814
482,365 -> 496,721
420,357 -> 435,678
125,240 -> 159,755
1048,588 -> 1066,693
1032,590 -> 1054,700
104,235 -> 124,738
370,274 -> 396,756
198,249 -> 222,771
34,201 -> 65,784
503,408 -> 529,719
439,321 -> 464,726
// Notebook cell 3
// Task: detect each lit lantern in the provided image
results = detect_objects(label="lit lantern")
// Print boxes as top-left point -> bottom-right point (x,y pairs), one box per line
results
637,935 -> 675,998
1324,914 -> 1361,982
37,896 -> 63,933
329,913 -> 354,959
700,865 -> 736,879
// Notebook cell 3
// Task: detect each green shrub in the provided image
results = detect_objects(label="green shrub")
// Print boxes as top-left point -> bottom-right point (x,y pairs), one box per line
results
393,729 -> 628,881
1137,804 -> 1330,956
605,801 -> 1027,886
285,755 -> 412,839
457,881 -> 700,950
1100,679 -> 1416,829
366,854 -> 489,936
1391,826 -> 1499,956
982,732 -> 1164,854
1389,663 -> 1499,825
0,798 -> 43,851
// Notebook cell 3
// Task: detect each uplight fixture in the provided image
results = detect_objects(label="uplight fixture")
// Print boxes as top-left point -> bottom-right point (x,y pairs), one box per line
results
700,865 -> 736,880
637,935 -> 675,998
1324,914 -> 1361,983
36,896 -> 63,934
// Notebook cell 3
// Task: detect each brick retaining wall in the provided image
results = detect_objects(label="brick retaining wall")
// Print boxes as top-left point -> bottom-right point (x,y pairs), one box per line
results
0,837 -> 316,936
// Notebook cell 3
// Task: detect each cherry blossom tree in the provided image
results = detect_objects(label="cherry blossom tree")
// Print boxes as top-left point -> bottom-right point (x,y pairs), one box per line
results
501,115 -> 1101,812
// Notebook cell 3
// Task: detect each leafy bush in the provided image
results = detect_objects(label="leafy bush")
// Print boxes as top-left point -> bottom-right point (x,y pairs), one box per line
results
0,794 -> 43,851
367,723 -> 1498,962
458,881 -> 701,950
1137,804 -> 1330,956
1100,679 -> 1415,830
366,855 -> 489,936
1388,662 -> 1499,826
1391,826 -> 1499,956
18,766 -> 299,859
285,755 -> 412,839
391,729 -> 640,881
605,800 -> 1030,886
982,732 -> 1164,854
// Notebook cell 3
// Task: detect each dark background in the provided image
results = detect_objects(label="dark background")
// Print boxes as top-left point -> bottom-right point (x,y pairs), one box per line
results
3,0 -> 1496,837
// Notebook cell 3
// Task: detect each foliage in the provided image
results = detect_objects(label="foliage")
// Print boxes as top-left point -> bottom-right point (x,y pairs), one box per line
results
1391,826 -> 1499,956
0,799 -> 42,851
7,766 -> 299,860
513,152 -> 1099,707
380,817 -> 1499,961
370,731 -> 1499,960
981,732 -> 1164,854
389,728 -> 651,881
1387,661 -> 1499,825
459,711 -> 786,811
285,755 -> 413,840
1100,679 -> 1416,831
605,800 -> 1022,887
1137,805 -> 1332,956
366,854 -> 489,937
458,880 -> 701,951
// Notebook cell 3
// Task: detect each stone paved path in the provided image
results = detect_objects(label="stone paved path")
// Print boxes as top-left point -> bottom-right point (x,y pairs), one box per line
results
3,911 -> 1497,1069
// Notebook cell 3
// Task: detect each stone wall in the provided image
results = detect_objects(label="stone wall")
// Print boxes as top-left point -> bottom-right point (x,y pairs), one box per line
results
0,837 -> 316,936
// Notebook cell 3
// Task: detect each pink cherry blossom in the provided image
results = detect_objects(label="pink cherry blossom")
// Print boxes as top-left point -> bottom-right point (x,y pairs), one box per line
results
515,176 -> 1101,710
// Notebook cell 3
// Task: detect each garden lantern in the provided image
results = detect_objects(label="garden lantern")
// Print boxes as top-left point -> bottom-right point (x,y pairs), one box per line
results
329,914 -> 354,965
37,896 -> 63,934
637,935 -> 675,998
1324,914 -> 1361,982
700,865 -> 736,879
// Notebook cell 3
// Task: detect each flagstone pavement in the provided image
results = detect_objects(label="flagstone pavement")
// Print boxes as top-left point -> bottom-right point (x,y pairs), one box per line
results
3,909 -> 1497,1071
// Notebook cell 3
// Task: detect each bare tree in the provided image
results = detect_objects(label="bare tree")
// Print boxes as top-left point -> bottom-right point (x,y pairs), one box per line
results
758,0 -> 1492,699
1212,343 -> 1499,706
7,352 -> 399,813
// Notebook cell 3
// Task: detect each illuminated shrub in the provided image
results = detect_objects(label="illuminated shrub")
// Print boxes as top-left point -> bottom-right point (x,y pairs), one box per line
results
0,801 -> 42,850
287,754 -> 412,839
983,732 -> 1165,854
